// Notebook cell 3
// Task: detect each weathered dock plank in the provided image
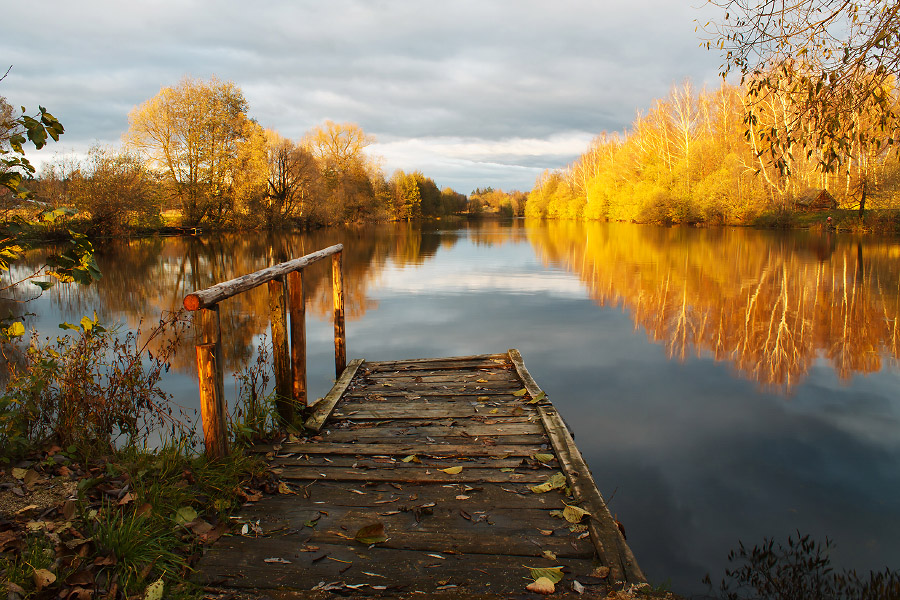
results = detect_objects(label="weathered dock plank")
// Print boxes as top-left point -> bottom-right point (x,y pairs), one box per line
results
198,350 -> 644,597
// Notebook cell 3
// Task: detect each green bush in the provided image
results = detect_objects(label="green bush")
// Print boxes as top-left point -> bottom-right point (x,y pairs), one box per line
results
0,313 -> 189,461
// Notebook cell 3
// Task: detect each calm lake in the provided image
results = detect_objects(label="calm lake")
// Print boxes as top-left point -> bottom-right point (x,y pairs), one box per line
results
8,220 -> 900,596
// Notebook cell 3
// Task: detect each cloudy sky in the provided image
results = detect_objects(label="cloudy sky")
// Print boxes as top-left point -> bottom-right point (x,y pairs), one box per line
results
3,0 -> 724,193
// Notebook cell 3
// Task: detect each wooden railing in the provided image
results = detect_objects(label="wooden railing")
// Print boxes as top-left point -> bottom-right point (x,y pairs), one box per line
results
182,244 -> 346,458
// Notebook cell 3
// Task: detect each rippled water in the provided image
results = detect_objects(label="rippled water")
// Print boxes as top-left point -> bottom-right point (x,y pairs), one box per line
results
6,220 -> 900,596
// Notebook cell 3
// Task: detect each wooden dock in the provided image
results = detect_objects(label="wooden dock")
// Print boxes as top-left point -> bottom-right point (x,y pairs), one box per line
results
198,350 -> 644,598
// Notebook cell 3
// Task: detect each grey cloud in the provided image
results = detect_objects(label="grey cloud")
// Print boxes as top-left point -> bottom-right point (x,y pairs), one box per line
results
4,0 -> 723,190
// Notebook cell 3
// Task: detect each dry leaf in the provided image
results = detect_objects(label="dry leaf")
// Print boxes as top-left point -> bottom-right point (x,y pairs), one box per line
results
11,467 -> 27,480
532,453 -> 554,463
401,455 -> 420,463
439,466 -> 462,475
538,528 -> 554,536
563,504 -> 590,523
188,519 -> 214,535
264,557 -> 292,563
277,481 -> 296,495
526,576 -> 555,594
530,472 -> 567,493
355,522 -> 387,544
144,577 -> 165,600
573,579 -> 585,594
513,388 -> 528,397
23,469 -> 40,486
33,568 -> 57,591
541,550 -> 557,561
590,566 -> 611,579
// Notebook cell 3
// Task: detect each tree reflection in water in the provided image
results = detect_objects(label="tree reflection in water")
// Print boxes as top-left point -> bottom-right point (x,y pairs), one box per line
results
528,221 -> 900,391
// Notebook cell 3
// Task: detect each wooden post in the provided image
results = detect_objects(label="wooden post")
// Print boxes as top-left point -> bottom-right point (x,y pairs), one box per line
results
287,269 -> 307,409
268,276 -> 291,422
195,306 -> 227,458
332,250 -> 346,375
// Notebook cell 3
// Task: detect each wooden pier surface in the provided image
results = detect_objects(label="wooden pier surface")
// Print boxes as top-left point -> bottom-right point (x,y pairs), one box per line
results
199,350 -> 644,598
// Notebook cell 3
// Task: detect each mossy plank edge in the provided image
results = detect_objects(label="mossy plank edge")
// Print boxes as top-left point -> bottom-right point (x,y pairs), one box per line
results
303,358 -> 364,432
507,348 -> 543,398
508,348 -> 646,584
536,403 -> 647,585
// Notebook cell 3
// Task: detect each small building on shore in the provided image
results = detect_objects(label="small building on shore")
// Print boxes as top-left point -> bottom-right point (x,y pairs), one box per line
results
796,189 -> 838,212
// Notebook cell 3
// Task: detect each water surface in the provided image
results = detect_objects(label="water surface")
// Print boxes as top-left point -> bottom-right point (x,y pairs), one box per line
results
6,220 -> 900,596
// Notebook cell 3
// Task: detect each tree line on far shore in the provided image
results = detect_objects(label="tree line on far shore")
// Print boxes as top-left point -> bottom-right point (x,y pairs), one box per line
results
526,76 -> 900,226
1,77 -> 527,236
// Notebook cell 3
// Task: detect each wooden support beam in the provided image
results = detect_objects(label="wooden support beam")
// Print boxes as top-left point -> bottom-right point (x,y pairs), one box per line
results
287,269 -> 306,410
332,251 -> 346,376
304,358 -> 364,432
268,276 -> 291,422
195,307 -> 228,458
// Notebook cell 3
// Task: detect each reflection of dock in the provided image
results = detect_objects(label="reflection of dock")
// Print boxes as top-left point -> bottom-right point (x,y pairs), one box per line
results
198,351 -> 644,596
185,247 -> 644,595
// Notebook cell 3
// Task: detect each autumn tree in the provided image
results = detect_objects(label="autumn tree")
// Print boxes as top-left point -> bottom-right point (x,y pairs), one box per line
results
68,146 -> 160,234
261,131 -> 321,227
706,1 -> 900,179
125,76 -> 250,226
390,170 -> 422,220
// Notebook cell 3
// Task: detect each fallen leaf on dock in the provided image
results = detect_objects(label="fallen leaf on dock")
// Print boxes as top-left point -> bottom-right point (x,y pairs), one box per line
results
530,472 -> 567,493
263,557 -> 292,564
532,453 -> 554,463
355,522 -> 387,545
277,481 -> 296,495
528,391 -> 547,404
526,577 -> 556,594
590,566 -> 610,579
541,550 -> 557,561
513,388 -> 528,397
563,504 -> 590,523
401,455 -> 419,463
439,466 -> 463,475
528,566 -> 564,583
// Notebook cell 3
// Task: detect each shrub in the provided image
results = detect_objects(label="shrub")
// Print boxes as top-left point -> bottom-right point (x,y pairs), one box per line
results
0,312 -> 189,461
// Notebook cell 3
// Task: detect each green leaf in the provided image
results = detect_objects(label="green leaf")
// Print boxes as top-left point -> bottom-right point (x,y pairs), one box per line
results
59,322 -> 81,332
354,522 -> 387,545
174,506 -> 198,525
513,388 -> 527,397
530,472 -> 567,494
528,391 -> 546,404
528,566 -> 564,584
31,281 -> 54,291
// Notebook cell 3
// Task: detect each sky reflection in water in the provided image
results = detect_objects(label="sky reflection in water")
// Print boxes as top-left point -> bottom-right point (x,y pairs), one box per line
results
10,221 -> 900,596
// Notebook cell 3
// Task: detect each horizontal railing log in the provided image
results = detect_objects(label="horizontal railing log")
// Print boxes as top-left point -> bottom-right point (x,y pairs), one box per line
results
183,245 -> 343,311
183,244 -> 346,458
